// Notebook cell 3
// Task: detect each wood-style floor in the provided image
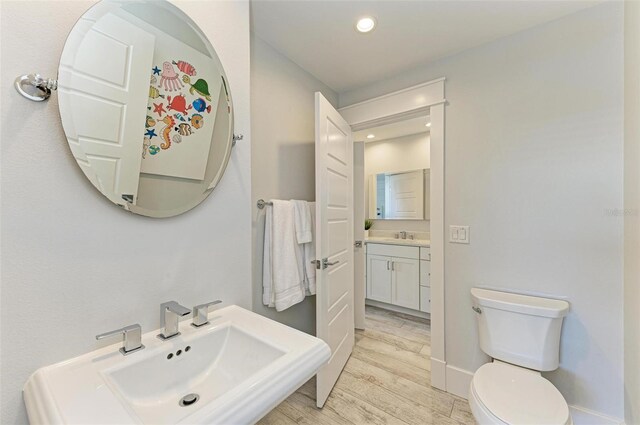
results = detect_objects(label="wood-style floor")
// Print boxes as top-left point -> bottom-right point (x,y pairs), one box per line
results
258,306 -> 476,425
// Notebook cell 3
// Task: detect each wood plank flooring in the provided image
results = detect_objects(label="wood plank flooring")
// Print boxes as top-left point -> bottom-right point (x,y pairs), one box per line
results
258,306 -> 476,425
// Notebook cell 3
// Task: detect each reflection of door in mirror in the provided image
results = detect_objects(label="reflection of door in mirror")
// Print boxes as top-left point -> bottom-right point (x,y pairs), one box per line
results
387,170 -> 424,219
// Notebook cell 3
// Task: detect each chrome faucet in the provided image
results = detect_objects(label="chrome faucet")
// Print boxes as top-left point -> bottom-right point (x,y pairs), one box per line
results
191,300 -> 222,327
399,231 -> 407,239
158,301 -> 190,340
96,324 -> 144,355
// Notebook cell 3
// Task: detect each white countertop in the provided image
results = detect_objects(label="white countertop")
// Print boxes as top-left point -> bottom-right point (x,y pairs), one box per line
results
365,237 -> 430,247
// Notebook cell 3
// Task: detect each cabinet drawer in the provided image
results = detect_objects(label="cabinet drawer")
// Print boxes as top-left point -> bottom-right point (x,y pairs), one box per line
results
367,243 -> 419,259
420,247 -> 431,261
420,286 -> 431,313
420,260 -> 431,286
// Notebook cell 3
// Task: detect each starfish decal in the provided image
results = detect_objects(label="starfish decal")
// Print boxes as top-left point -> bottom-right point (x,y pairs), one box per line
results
152,66 -> 161,76
145,128 -> 157,139
153,102 -> 166,116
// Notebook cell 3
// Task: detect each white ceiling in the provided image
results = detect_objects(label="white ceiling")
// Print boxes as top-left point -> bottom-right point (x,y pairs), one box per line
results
251,0 -> 601,93
353,116 -> 429,143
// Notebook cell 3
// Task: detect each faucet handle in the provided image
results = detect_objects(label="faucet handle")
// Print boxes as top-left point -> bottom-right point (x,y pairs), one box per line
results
96,324 -> 144,356
192,300 -> 222,327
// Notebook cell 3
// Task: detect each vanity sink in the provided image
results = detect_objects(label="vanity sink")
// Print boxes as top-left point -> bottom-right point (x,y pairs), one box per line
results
23,305 -> 330,424
366,236 -> 430,247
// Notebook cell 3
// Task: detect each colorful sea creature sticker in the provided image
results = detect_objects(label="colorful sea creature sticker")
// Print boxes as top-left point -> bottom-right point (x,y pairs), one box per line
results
149,145 -> 160,155
191,114 -> 204,129
192,98 -> 211,113
149,85 -> 164,99
173,113 -> 186,122
145,128 -> 157,139
142,136 -> 150,159
172,134 -> 182,144
182,75 -> 211,101
145,116 -> 156,128
161,116 -> 175,150
152,66 -> 161,76
166,94 -> 192,116
159,61 -> 183,92
153,102 -> 166,117
177,123 -> 192,136
173,60 -> 196,76
150,75 -> 157,85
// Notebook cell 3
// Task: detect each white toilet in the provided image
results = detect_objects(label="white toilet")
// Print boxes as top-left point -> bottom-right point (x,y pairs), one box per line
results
469,288 -> 572,425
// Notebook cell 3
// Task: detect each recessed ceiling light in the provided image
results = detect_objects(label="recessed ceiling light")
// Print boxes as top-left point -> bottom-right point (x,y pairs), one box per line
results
366,134 -> 375,139
356,16 -> 377,33
425,122 -> 431,127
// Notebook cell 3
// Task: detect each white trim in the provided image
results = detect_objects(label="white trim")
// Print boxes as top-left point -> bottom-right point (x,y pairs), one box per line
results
340,78 -> 447,391
365,299 -> 430,319
431,357 -> 447,391
568,406 -> 625,425
445,365 -> 474,399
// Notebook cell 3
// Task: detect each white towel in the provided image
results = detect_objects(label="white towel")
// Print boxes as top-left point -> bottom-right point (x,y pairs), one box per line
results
302,202 -> 316,295
292,200 -> 313,244
262,200 -> 306,311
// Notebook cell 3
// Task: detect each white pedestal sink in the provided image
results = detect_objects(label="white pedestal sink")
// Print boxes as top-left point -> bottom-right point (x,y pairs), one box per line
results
23,305 -> 330,424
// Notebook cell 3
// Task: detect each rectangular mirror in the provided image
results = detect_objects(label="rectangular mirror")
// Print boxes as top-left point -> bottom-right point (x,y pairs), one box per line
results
369,169 -> 429,220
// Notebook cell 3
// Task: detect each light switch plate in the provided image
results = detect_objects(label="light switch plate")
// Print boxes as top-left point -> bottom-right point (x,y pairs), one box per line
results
449,225 -> 470,244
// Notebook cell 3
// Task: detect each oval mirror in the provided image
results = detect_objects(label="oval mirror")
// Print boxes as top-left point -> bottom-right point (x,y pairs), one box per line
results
58,0 -> 234,217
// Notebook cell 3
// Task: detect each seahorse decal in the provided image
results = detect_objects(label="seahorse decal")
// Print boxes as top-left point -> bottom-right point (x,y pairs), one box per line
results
160,115 -> 175,150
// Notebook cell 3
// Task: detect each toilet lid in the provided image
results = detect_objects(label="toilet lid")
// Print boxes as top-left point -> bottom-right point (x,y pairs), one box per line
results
472,362 -> 570,425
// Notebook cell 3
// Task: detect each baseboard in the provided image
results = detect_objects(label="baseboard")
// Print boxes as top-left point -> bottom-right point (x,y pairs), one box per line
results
365,299 -> 430,319
431,357 -> 447,390
568,405 -> 624,425
441,365 -> 625,425
445,364 -> 473,399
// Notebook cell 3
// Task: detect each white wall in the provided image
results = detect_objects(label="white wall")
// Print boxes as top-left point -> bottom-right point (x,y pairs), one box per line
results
624,1 -> 640,423
341,3 -> 624,419
0,1 -> 251,423
364,132 -> 430,233
250,35 -> 338,335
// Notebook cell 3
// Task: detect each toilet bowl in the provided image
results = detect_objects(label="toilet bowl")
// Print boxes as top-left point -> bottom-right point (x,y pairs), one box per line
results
470,288 -> 572,425
468,361 -> 572,425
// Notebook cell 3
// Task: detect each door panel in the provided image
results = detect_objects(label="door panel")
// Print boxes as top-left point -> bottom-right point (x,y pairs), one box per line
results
315,93 -> 354,408
392,257 -> 420,310
387,170 -> 424,219
367,255 -> 392,303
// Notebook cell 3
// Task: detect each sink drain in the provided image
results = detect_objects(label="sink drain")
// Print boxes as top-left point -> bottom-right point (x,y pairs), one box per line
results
179,393 -> 200,407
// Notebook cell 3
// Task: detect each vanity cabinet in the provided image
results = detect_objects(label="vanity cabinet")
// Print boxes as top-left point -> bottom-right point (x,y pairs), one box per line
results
366,243 -> 427,312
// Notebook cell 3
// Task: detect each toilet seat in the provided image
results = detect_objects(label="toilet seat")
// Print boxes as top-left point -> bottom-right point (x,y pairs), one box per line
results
469,362 -> 571,425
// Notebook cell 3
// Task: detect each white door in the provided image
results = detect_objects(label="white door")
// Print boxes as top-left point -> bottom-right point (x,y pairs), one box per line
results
388,170 -> 425,219
367,254 -> 392,303
58,11 -> 154,207
315,92 -> 354,408
391,257 -> 420,310
353,142 -> 366,330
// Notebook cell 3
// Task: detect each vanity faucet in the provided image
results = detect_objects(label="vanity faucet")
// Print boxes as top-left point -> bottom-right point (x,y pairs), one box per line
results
158,301 -> 190,340
96,324 -> 144,356
192,300 -> 223,327
399,231 -> 407,239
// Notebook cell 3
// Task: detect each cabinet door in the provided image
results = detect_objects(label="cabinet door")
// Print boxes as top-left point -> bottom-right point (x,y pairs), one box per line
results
420,286 -> 431,313
420,260 -> 431,286
367,255 -> 392,303
391,257 -> 420,310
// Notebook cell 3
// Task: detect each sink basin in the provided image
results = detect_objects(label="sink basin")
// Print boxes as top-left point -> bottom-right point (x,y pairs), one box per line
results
23,305 -> 330,424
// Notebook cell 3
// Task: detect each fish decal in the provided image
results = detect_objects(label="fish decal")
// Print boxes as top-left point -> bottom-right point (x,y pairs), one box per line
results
161,115 -> 176,150
172,134 -> 182,144
166,94 -> 192,116
173,60 -> 197,76
173,113 -> 186,122
149,85 -> 164,99
192,98 -> 211,113
177,123 -> 192,136
145,116 -> 156,128
191,114 -> 204,129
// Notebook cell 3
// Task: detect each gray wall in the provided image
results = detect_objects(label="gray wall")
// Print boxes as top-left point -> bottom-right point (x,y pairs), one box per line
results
624,1 -> 640,423
0,1 -> 252,423
341,3 -> 624,418
250,35 -> 337,335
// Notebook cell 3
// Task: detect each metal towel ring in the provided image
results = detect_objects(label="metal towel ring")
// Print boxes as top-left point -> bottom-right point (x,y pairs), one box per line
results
14,74 -> 58,102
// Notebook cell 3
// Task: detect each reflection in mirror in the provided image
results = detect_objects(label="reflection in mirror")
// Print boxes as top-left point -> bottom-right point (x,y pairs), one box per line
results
370,169 -> 429,220
58,0 -> 233,217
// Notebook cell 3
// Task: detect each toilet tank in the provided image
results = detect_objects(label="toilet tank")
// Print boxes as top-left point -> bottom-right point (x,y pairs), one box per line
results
471,288 -> 569,371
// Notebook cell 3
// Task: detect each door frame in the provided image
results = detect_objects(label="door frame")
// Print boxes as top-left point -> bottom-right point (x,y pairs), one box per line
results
338,77 -> 447,391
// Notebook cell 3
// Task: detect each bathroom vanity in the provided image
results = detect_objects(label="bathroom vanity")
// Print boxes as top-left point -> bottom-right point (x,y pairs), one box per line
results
365,239 -> 431,315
